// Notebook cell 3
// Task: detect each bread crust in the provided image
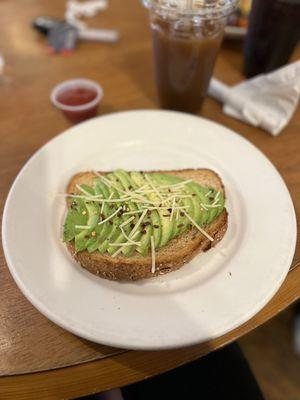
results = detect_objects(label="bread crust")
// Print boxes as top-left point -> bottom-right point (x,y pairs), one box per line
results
65,169 -> 228,281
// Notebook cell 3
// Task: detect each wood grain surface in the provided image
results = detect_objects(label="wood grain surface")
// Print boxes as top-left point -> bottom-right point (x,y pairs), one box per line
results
0,0 -> 299,398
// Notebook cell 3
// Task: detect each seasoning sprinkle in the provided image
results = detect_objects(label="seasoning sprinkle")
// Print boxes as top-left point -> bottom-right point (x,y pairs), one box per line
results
141,221 -> 151,227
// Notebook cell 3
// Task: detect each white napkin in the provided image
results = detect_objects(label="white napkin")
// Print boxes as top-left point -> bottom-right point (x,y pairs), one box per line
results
208,61 -> 300,135
65,0 -> 119,43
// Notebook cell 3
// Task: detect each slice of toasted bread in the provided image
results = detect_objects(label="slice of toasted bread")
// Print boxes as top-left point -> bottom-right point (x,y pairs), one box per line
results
65,169 -> 228,281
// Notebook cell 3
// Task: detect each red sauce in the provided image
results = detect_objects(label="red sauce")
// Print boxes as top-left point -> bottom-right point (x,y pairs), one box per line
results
57,87 -> 97,106
57,87 -> 99,123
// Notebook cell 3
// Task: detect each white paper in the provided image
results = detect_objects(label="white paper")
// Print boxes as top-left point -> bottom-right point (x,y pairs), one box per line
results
208,61 -> 300,135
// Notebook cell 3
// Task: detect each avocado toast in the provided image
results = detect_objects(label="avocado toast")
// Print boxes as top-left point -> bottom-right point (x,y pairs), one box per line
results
63,169 -> 228,281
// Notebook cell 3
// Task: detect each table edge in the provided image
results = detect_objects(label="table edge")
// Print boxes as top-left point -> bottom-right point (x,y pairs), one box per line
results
0,264 -> 299,400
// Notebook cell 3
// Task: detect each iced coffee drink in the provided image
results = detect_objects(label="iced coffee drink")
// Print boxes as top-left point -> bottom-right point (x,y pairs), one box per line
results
144,0 -> 238,113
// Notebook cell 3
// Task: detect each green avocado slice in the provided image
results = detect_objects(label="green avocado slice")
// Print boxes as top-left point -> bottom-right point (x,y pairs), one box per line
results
112,170 -> 143,256
130,171 -> 161,249
63,197 -> 88,242
104,172 -> 136,256
97,176 -> 123,254
74,202 -> 99,252
150,173 -> 192,244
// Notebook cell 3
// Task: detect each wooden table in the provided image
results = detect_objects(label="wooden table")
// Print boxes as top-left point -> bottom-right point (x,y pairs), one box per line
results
0,1 -> 299,399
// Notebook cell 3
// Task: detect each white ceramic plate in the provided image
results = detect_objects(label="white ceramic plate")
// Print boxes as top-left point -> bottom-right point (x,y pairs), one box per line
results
2,110 -> 297,350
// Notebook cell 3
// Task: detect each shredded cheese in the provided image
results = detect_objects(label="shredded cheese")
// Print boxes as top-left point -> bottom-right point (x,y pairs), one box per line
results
100,200 -> 105,214
170,197 -> 176,221
97,174 -> 127,195
111,247 -> 123,257
122,210 -> 144,216
144,174 -> 165,204
128,209 -> 147,238
135,184 -> 150,192
109,242 -> 140,247
141,205 -> 189,211
76,184 -> 102,198
131,231 -> 140,240
200,203 -> 208,210
150,236 -> 156,274
120,226 -> 141,245
119,216 -> 135,228
75,225 -> 92,230
183,211 -> 214,242
98,207 -> 122,225
157,179 -> 193,189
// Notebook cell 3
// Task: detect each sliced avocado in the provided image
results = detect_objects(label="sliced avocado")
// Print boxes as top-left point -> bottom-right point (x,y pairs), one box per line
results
131,172 -> 162,248
86,236 -> 100,253
94,180 -> 114,241
150,173 -> 191,244
186,183 -> 211,225
216,192 -> 225,217
142,172 -> 174,247
97,174 -> 124,254
149,209 -> 161,247
114,169 -> 139,191
98,219 -> 121,254
206,189 -> 225,222
112,170 -> 145,256
77,184 -> 95,196
137,224 -> 152,256
63,185 -> 96,243
85,180 -> 116,253
74,202 -> 99,252
63,198 -> 88,242
186,183 -> 208,223
67,170 -> 225,256
105,172 -> 137,255
172,195 -> 192,238
108,171 -> 147,257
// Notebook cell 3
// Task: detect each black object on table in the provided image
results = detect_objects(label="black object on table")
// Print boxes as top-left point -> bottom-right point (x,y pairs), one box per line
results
122,342 -> 265,400
244,0 -> 300,78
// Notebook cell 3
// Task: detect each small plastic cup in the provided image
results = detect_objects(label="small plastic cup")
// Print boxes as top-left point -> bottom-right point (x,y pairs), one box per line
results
50,78 -> 103,123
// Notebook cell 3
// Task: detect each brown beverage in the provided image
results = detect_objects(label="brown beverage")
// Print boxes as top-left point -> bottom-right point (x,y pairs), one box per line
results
144,1 -> 238,113
152,18 -> 223,112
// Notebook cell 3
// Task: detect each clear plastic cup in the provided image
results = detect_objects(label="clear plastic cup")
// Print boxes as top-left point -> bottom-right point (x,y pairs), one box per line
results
143,0 -> 238,113
50,78 -> 103,123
